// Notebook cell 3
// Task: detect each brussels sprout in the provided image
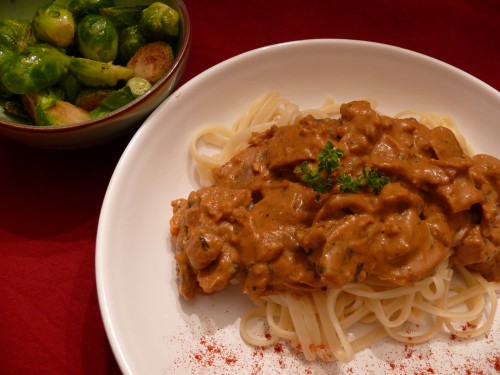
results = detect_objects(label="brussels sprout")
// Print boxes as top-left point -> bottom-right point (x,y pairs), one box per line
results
0,48 -> 16,98
89,77 -> 151,119
69,57 -> 134,87
0,30 -> 33,98
59,73 -> 83,104
77,14 -> 119,62
1,44 -> 71,95
139,2 -> 180,41
99,6 -> 147,30
0,46 -> 14,65
22,87 -> 61,122
126,41 -> 173,84
0,18 -> 36,53
117,25 -> 147,64
53,0 -> 115,20
40,100 -> 90,125
32,3 -> 76,48
75,87 -> 114,111
22,87 -> 89,126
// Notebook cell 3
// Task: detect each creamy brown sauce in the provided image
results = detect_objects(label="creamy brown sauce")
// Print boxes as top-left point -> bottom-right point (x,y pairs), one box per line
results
170,101 -> 500,301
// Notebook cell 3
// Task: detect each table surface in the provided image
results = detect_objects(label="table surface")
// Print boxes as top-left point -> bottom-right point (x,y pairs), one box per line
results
1,1 -> 499,374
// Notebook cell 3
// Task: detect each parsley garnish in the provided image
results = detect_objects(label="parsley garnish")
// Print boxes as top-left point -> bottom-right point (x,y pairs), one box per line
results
293,141 -> 343,199
337,171 -> 362,193
317,141 -> 344,175
363,167 -> 390,192
294,141 -> 390,198
294,161 -> 333,198
337,167 -> 390,193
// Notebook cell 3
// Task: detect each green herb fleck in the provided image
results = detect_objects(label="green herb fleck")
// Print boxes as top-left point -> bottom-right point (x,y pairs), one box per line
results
294,141 -> 390,198
293,141 -> 343,200
337,167 -> 389,193
337,171 -> 362,193
317,140 -> 344,175
363,167 -> 390,192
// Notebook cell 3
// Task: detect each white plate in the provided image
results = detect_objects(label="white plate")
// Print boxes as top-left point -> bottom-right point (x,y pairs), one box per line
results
96,39 -> 500,375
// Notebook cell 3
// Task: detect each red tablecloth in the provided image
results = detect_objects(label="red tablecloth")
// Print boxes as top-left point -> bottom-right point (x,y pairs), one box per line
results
0,1 -> 499,374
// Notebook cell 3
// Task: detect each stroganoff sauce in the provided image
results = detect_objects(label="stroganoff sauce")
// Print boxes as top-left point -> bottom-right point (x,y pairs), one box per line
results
170,101 -> 500,301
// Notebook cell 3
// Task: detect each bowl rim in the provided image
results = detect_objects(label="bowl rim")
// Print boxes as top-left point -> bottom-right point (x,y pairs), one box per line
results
0,0 -> 191,134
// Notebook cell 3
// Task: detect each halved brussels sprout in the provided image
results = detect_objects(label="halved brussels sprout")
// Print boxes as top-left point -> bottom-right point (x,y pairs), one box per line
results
69,57 -> 134,87
22,87 -> 63,118
22,87 -> 90,126
126,41 -> 173,84
32,3 -> 76,48
139,2 -> 180,40
1,44 -> 71,94
41,100 -> 90,125
75,87 -> 114,111
0,18 -> 36,53
77,14 -> 119,62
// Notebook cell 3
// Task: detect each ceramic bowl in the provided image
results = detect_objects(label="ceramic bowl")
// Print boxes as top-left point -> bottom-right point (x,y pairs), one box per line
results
0,0 -> 191,149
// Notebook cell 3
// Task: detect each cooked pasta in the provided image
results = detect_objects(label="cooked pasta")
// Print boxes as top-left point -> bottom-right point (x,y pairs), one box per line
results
240,258 -> 499,362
